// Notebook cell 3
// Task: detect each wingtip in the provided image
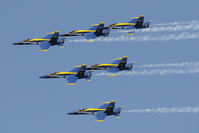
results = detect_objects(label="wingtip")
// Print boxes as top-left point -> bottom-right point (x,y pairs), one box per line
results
125,33 -> 134,36
40,49 -> 48,52
96,120 -> 104,122
67,83 -> 76,85
86,40 -> 94,43
107,74 -> 117,77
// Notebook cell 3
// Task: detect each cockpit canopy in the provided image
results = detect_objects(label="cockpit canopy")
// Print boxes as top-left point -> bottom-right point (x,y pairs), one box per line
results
49,72 -> 57,75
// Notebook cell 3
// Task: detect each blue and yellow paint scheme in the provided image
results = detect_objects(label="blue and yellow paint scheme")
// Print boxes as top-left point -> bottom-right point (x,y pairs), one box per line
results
39,64 -> 92,85
60,22 -> 110,40
67,101 -> 123,122
13,31 -> 66,51
87,56 -> 136,74
108,15 -> 152,35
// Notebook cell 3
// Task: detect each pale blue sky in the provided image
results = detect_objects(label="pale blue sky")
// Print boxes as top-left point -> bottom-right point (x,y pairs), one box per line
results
0,0 -> 199,133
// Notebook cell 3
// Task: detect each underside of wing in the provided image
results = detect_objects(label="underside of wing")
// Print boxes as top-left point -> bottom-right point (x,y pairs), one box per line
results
66,75 -> 78,85
95,111 -> 106,122
84,33 -> 96,39
39,42 -> 51,51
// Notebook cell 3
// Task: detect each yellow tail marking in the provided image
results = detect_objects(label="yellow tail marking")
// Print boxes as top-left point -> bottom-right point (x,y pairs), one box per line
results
103,100 -> 116,104
92,24 -> 99,26
116,116 -> 120,118
60,46 -> 64,48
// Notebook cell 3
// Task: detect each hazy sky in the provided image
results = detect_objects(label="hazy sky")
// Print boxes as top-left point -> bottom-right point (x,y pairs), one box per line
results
0,0 -> 199,133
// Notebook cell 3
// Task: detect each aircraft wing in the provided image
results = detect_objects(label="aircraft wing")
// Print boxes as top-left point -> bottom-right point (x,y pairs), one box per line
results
84,33 -> 96,39
66,75 -> 78,85
39,42 -> 51,51
95,111 -> 106,122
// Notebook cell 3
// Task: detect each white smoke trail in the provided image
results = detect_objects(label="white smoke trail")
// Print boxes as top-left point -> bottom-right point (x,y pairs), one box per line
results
152,20 -> 199,26
132,68 -> 199,76
123,106 -> 199,113
136,61 -> 199,68
117,20 -> 199,33
65,32 -> 199,43
95,68 -> 199,76
94,61 -> 199,76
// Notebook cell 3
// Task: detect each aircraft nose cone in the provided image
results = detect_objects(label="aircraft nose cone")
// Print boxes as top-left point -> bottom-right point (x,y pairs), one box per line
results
67,112 -> 74,115
39,75 -> 49,78
13,43 -> 19,45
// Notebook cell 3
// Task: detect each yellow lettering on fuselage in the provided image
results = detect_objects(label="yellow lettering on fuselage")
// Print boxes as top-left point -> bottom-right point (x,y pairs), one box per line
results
97,64 -> 119,67
83,108 -> 106,112
115,23 -> 136,26
54,72 -> 77,75
74,30 -> 95,33
29,38 -> 50,42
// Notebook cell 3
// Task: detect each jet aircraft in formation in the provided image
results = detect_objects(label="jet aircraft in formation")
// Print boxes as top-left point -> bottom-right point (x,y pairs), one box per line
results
108,15 -> 152,35
67,100 -> 123,122
87,56 -> 136,76
39,56 -> 135,85
13,15 -> 151,51
13,31 -> 65,51
60,22 -> 110,41
40,64 -> 92,85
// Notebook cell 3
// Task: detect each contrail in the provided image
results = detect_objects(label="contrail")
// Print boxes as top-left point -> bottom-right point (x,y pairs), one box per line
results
65,32 -> 199,43
136,61 -> 199,68
95,68 -> 199,76
152,20 -> 199,26
117,20 -> 199,33
123,106 -> 199,113
94,61 -> 199,76
117,23 -> 199,33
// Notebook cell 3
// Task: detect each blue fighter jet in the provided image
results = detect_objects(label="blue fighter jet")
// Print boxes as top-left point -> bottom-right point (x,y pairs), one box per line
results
67,101 -> 123,122
13,31 -> 65,51
60,22 -> 110,41
40,64 -> 92,85
87,56 -> 136,76
108,15 -> 152,35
